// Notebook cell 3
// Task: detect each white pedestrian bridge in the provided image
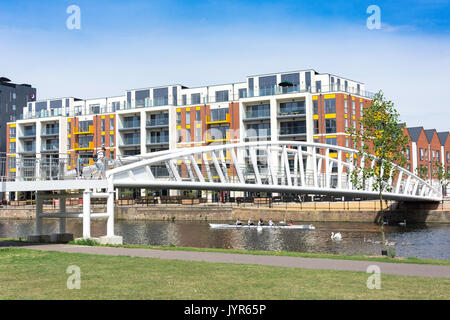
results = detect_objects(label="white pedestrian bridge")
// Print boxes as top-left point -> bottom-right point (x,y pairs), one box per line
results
0,141 -> 442,243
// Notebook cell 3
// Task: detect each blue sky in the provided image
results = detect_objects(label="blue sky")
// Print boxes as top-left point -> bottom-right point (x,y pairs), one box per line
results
1,0 -> 449,130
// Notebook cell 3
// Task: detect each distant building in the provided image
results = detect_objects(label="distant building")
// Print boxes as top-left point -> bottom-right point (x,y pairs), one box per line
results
0,77 -> 36,154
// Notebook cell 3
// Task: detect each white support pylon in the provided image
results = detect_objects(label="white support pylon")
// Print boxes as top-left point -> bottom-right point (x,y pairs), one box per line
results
82,189 -> 91,239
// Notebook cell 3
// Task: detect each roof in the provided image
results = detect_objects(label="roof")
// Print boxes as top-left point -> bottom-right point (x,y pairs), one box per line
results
437,132 -> 449,146
424,129 -> 437,143
407,127 -> 424,143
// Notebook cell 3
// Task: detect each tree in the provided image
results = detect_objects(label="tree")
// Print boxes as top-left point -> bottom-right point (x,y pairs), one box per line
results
347,90 -> 410,255
432,161 -> 450,195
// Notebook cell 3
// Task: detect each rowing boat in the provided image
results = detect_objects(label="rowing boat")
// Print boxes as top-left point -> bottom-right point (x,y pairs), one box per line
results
209,223 -> 315,230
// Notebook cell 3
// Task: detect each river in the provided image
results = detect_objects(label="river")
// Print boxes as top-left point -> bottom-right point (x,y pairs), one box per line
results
0,219 -> 448,260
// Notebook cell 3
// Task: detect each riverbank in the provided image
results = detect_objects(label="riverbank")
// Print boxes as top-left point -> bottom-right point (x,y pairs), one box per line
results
1,200 -> 449,223
0,247 -> 448,299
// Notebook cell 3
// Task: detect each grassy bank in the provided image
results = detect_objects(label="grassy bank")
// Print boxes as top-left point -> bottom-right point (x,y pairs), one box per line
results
68,239 -> 450,266
0,247 -> 448,299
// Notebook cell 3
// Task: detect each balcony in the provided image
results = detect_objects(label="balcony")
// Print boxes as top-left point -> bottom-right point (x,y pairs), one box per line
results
41,145 -> 59,153
19,128 -> 36,139
279,126 -> 306,137
120,119 -> 141,131
74,141 -> 94,151
146,117 -> 169,128
206,113 -> 230,125
120,136 -> 141,147
41,128 -> 59,137
74,125 -> 94,135
146,136 -> 169,146
277,104 -> 306,118
243,109 -> 271,122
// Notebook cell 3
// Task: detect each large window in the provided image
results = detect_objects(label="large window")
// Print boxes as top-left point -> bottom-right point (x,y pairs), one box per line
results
176,112 -> 181,126
123,116 -> 140,128
313,120 -> 319,134
279,121 -> 306,135
186,111 -> 191,125
238,88 -> 247,98
325,119 -> 336,133
313,100 -> 318,114
79,120 -> 93,132
246,123 -> 271,138
324,99 -> 336,113
153,87 -> 169,106
9,127 -> 16,138
406,147 -> 411,160
246,104 -> 270,118
191,93 -> 201,105
9,142 -> 16,153
279,101 -> 305,115
110,118 -> 115,130
215,90 -> 229,102
210,108 -> 228,122
419,148 -> 424,161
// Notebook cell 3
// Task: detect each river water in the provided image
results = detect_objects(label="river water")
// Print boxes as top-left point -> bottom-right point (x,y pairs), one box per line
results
0,219 -> 448,260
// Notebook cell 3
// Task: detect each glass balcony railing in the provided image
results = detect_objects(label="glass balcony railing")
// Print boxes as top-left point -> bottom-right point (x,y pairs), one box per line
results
122,120 -> 140,129
42,145 -> 59,152
23,129 -> 36,137
146,136 -> 169,144
42,128 -> 59,136
121,136 -> 141,146
278,106 -> 306,116
245,109 -> 270,119
146,117 -> 169,127
279,127 -> 306,135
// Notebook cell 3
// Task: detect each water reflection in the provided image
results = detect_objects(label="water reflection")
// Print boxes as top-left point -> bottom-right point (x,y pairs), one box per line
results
0,219 -> 448,260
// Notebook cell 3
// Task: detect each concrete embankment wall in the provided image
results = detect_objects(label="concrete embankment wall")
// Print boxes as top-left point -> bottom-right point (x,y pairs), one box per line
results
1,200 -> 449,223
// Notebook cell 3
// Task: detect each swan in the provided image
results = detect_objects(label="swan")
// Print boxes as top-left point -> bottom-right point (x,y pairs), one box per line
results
383,220 -> 389,225
399,219 -> 406,226
385,240 -> 396,246
331,232 -> 342,241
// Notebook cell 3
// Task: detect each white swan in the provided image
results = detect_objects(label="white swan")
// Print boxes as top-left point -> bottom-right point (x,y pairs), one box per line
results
331,232 -> 342,241
399,219 -> 406,226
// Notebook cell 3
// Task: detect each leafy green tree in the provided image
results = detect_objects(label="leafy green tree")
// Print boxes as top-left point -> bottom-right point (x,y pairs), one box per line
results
347,90 -> 410,255
432,161 -> 450,194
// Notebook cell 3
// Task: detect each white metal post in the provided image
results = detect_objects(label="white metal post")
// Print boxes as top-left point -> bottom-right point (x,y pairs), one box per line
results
59,192 -> 66,234
107,190 -> 115,237
35,191 -> 43,236
83,189 -> 91,238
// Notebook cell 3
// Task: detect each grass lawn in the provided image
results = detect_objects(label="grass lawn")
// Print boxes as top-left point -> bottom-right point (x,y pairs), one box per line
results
69,239 -> 450,266
0,247 -> 448,300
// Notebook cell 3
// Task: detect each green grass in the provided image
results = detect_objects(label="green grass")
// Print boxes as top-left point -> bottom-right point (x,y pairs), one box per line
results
0,247 -> 448,300
66,241 -> 450,266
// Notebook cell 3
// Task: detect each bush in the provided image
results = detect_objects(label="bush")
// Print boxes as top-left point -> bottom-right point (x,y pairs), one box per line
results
387,247 -> 396,258
73,238 -> 99,246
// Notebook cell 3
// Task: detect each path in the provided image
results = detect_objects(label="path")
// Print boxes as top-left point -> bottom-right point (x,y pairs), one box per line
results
17,244 -> 450,278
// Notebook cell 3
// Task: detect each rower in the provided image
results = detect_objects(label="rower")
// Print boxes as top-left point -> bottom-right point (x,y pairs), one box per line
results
258,219 -> 264,226
289,219 -> 294,226
248,219 -> 254,226
236,219 -> 242,226
268,219 -> 274,226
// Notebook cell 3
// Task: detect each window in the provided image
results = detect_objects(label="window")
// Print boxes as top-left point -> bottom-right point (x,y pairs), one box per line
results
101,119 -> 106,132
177,129 -> 182,143
344,99 -> 348,113
424,149 -> 428,161
110,134 -> 114,147
436,150 -> 440,162
345,137 -> 349,148
191,93 -> 201,105
324,99 -> 336,113
279,101 -> 305,115
215,90 -> 229,102
101,135 -> 106,146
210,108 -> 228,122
407,164 -> 411,171
406,147 -> 411,160
238,88 -> 247,98
420,148 -> 424,161
9,127 -> 16,138
447,151 -> 450,163
325,137 -> 337,153
345,118 -> 348,130
360,102 -> 363,117
313,100 -> 318,114
352,100 -> 356,114
185,129 -> 191,142
195,127 -> 202,142
186,111 -> 190,125
325,119 -> 336,133
432,150 -> 435,161
315,81 -> 322,92
176,112 -> 181,126
196,110 -> 201,121
110,118 -> 114,130
182,95 -> 187,106
313,120 -> 319,134
9,142 -> 16,153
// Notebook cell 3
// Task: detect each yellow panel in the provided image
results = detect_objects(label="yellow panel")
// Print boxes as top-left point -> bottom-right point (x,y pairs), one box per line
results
325,114 -> 336,119
312,96 -> 318,100
176,125 -> 181,129
344,114 -> 347,118
196,123 -> 201,128
186,107 -> 190,111
176,108 -> 181,112
313,115 -> 319,120
68,134 -> 71,138
324,94 -> 335,99
359,98 -> 363,102
352,116 -> 355,120
68,119 -> 72,122
110,115 -> 114,118
329,153 -> 338,158
352,97 -> 355,100
67,166 -> 71,170
10,124 -> 16,128
186,125 -> 190,129
10,168 -> 16,172
101,132 -> 105,136
196,106 -> 201,110
101,115 -> 106,119
344,95 -> 347,98
325,135 -> 337,138
110,130 -> 114,135
10,138 -> 16,143
8,154 -> 16,157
